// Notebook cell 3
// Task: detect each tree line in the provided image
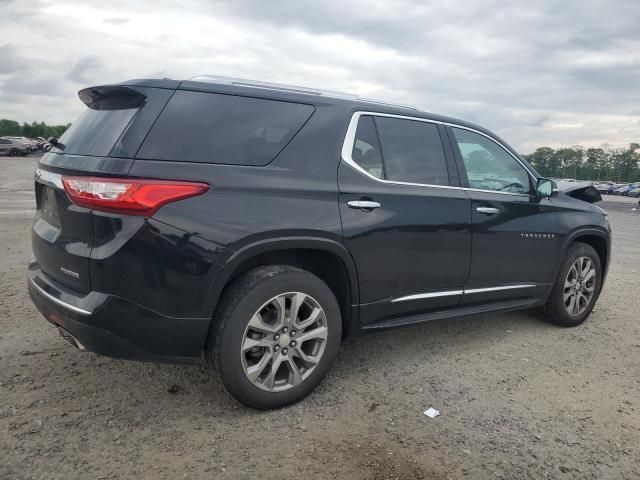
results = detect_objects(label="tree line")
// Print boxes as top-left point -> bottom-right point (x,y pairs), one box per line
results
0,119 -> 70,141
523,143 -> 640,183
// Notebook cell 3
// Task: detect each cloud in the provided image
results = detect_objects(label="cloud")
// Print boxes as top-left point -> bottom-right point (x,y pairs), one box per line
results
2,73 -> 67,97
0,0 -> 639,151
103,17 -> 130,25
67,56 -> 107,84
0,43 -> 28,74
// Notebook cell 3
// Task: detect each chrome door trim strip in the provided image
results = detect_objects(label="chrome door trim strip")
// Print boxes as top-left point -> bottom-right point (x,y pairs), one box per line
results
390,284 -> 538,303
391,289 -> 464,303
35,168 -> 64,189
341,111 -> 537,197
463,284 -> 537,295
28,278 -> 92,315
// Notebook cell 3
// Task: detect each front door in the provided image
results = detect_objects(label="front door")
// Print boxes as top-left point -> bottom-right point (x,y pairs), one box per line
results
339,113 -> 472,325
446,125 -> 558,306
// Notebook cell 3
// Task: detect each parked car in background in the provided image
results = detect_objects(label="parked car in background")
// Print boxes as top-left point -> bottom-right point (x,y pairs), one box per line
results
5,136 -> 39,152
594,182 -> 612,194
0,137 -> 31,156
627,186 -> 640,197
606,183 -> 623,195
613,184 -> 635,196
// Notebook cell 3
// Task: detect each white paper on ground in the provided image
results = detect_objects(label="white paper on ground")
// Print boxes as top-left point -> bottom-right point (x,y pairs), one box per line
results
423,407 -> 440,418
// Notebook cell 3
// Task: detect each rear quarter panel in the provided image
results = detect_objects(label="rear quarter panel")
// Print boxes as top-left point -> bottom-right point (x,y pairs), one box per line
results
128,102 -> 350,316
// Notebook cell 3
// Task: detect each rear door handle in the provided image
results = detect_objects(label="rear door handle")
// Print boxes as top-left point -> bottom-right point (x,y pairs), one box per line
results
476,206 -> 500,215
347,200 -> 381,210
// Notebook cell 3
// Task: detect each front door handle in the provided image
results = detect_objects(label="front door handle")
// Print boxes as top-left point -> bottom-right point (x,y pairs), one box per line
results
347,200 -> 381,210
476,206 -> 500,215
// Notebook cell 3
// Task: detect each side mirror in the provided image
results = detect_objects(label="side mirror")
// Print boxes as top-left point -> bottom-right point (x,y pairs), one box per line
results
536,178 -> 555,198
48,137 -> 59,145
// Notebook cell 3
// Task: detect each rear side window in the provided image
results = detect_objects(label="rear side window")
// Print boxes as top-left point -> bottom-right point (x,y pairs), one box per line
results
375,117 -> 449,185
56,107 -> 138,157
352,116 -> 384,179
137,91 -> 315,165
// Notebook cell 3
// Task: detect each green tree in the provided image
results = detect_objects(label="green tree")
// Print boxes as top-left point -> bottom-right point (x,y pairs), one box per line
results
0,119 -> 22,136
0,118 -> 70,139
525,147 -> 557,177
584,148 -> 607,180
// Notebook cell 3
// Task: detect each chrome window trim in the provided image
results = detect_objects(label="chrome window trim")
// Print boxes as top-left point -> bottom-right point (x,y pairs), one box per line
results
390,284 -> 538,303
28,278 -> 92,315
35,168 -> 64,190
341,111 -> 537,197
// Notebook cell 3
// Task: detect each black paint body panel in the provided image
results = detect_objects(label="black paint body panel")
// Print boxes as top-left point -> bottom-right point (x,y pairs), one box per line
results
27,79 -> 611,363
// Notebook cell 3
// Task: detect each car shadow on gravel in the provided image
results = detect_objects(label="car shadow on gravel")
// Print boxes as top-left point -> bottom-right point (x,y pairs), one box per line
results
30,307 -> 549,414
337,307 -> 548,364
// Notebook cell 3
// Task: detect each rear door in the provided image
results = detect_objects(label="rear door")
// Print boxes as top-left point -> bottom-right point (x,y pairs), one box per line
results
339,113 -> 472,325
446,125 -> 557,305
31,85 -> 171,293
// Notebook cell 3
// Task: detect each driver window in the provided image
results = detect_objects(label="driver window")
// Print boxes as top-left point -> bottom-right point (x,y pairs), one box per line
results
451,127 -> 531,194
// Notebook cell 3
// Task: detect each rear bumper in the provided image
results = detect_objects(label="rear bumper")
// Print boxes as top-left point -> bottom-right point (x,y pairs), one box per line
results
27,264 -> 209,364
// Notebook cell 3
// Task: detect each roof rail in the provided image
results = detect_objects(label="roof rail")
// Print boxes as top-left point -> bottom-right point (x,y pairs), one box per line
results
188,75 -> 416,110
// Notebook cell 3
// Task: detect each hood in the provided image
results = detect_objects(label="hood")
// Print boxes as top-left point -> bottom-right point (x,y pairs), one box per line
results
555,181 -> 602,204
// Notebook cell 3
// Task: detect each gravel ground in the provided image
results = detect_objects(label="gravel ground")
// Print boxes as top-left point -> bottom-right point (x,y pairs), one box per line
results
1,156 -> 639,479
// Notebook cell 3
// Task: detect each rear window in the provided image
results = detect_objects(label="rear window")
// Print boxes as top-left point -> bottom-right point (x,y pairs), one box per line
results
55,108 -> 138,157
136,90 -> 315,165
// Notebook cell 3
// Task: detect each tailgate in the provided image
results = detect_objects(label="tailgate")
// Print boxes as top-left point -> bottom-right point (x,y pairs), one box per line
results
30,84 -> 173,294
32,169 -> 92,292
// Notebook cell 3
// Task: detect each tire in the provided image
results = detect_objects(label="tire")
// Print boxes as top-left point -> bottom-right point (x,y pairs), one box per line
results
206,265 -> 342,409
543,242 -> 602,327
9,148 -> 20,157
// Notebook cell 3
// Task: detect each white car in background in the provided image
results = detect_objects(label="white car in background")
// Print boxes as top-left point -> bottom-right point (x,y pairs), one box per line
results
5,136 -> 39,151
0,137 -> 32,156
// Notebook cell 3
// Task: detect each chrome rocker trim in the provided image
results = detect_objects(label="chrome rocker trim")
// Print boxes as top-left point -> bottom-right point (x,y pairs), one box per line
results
391,284 -> 538,303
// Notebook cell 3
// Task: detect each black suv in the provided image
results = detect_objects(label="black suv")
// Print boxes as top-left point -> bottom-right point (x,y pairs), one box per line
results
28,76 -> 611,409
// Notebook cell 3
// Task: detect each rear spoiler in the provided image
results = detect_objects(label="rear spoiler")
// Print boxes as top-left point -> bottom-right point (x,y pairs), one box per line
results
78,86 -> 147,110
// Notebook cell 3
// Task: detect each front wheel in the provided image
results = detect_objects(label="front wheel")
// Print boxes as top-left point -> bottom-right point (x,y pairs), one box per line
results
543,242 -> 602,327
207,265 -> 342,409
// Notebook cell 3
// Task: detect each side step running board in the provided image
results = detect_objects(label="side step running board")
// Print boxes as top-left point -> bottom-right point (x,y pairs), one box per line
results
362,299 -> 541,331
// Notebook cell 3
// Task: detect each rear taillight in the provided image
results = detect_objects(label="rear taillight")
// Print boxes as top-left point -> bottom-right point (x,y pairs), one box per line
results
61,177 -> 209,216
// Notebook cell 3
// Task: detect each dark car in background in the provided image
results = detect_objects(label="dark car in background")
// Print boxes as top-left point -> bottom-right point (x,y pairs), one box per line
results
627,186 -> 640,197
613,183 -> 640,195
27,76 -> 611,409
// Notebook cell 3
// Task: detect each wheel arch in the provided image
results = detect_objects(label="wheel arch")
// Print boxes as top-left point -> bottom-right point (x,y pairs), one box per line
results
203,237 -> 360,345
558,227 -> 610,282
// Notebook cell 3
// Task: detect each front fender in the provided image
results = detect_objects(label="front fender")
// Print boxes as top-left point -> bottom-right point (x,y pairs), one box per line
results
547,226 -> 611,298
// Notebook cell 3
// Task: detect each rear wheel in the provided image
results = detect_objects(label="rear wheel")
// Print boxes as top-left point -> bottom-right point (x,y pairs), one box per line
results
207,265 -> 342,409
9,148 -> 20,157
543,242 -> 602,327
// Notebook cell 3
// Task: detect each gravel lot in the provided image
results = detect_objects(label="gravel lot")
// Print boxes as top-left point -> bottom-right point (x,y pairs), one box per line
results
1,156 -> 639,479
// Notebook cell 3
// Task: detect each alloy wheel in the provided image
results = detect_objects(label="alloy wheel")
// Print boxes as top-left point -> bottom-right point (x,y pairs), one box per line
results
563,256 -> 597,316
241,292 -> 328,392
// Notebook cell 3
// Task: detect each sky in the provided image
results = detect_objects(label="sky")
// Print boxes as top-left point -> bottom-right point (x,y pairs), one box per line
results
1,0 -> 639,153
